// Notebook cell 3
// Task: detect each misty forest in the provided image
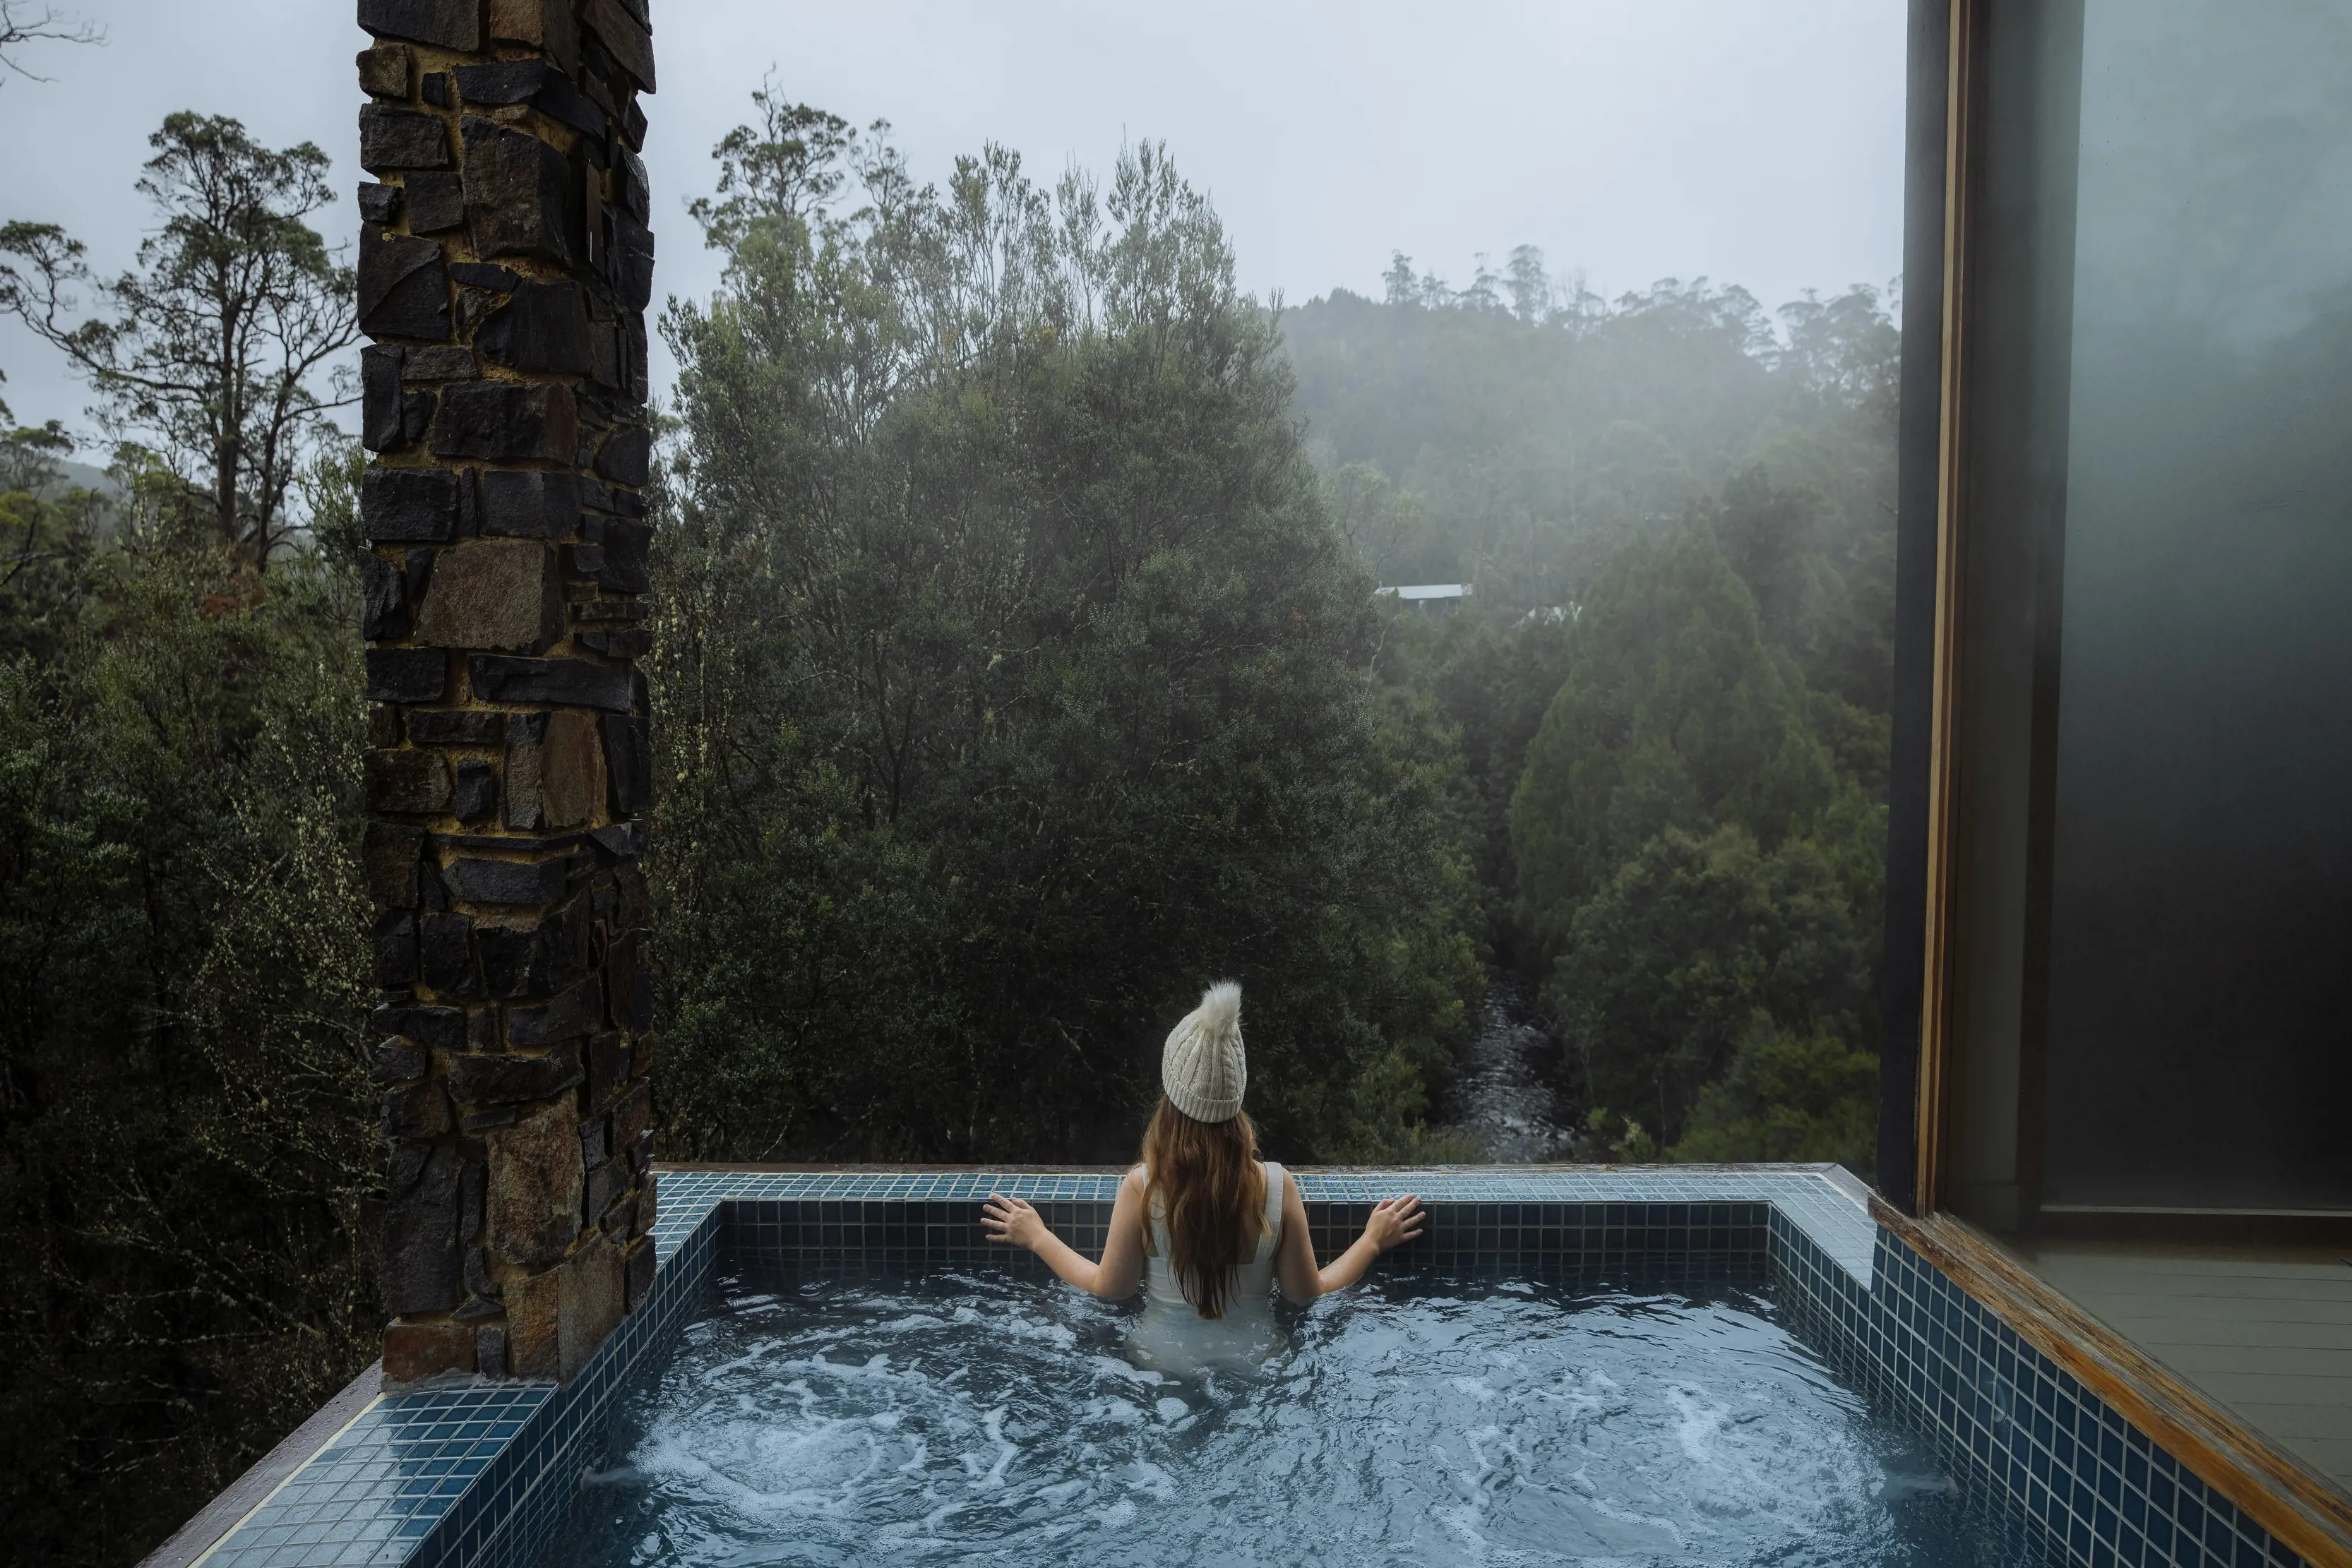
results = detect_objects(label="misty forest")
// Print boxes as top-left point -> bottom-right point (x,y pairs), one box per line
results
0,92 -> 1894,1565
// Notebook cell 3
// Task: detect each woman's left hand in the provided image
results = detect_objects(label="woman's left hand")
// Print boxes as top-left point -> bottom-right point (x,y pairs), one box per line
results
981,1194 -> 1045,1251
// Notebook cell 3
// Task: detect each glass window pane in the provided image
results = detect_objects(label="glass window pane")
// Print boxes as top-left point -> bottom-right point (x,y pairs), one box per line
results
2041,0 -> 2352,1209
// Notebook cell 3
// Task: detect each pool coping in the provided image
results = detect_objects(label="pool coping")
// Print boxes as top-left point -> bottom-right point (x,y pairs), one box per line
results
147,1161 -> 2317,1568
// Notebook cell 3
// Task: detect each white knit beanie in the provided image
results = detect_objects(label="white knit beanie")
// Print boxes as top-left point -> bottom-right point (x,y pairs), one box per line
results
1162,982 -> 1246,1123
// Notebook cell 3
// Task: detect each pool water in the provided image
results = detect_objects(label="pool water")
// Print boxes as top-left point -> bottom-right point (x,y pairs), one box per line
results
547,1269 -> 2034,1567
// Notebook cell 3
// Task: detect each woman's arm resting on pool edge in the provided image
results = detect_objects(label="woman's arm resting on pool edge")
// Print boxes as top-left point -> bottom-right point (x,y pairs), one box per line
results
1277,1173 -> 1421,1304
981,1169 -> 1148,1299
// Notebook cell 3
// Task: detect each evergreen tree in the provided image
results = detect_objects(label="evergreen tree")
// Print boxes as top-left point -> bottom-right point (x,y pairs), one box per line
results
1,114 -> 357,565
1549,824 -> 1870,1149
1510,525 -> 1834,946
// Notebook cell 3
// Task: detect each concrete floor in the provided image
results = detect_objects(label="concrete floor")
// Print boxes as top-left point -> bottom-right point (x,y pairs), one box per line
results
1998,1238 -> 2352,1493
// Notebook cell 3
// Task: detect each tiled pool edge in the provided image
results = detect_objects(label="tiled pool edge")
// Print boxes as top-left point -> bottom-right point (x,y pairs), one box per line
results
142,1358 -> 385,1568
1772,1216 -> 2311,1568
169,1164 -> 2312,1568
174,1208 -> 717,1568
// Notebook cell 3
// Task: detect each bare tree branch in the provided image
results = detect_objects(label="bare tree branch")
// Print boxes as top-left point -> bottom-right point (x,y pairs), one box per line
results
0,1 -> 104,85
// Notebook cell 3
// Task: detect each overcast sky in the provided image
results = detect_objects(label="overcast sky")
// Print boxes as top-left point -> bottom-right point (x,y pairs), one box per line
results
0,0 -> 1906,457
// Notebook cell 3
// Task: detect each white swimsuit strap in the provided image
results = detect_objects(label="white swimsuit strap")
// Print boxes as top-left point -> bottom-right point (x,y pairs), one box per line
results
1260,1161 -> 1283,1257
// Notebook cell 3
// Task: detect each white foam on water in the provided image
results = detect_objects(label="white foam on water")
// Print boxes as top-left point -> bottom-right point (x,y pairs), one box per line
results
555,1276 -> 1998,1567
972,1406 -> 1017,1488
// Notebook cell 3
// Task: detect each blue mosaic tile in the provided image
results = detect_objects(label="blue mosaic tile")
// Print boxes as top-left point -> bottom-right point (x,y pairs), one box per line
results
196,1166 -> 1880,1568
195,1385 -> 555,1568
652,1163 -> 1878,1282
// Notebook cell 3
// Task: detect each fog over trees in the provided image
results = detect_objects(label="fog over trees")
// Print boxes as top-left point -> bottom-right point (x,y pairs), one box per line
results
1291,237 -> 1898,1166
651,99 -> 1480,1166
644,96 -> 1898,1171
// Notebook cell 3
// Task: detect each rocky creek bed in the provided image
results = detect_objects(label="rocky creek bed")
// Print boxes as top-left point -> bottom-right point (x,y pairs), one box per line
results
1440,975 -> 1572,1163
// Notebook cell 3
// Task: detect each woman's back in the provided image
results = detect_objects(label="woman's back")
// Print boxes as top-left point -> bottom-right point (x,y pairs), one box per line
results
1136,1159 -> 1284,1370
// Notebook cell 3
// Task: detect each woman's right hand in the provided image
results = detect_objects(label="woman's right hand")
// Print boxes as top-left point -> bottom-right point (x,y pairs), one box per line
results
1363,1195 -> 1424,1252
981,1194 -> 1046,1252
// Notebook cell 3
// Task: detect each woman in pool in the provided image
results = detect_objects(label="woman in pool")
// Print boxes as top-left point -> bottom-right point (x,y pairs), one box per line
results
981,981 -> 1423,1364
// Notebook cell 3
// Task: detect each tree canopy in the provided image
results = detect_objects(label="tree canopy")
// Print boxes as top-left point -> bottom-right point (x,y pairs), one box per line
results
1299,244 -> 1899,1166
652,100 -> 1481,1162
1510,525 -> 1835,942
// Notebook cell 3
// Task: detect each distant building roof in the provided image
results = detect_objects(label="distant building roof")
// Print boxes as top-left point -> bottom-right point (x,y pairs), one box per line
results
1375,584 -> 1474,602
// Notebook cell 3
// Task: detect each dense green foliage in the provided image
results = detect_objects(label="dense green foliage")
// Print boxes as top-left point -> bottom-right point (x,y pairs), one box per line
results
645,97 -> 1902,1173
0,429 -> 376,1568
652,100 -> 1482,1163
1510,528 -> 1836,933
0,114 -> 374,1568
1293,254 -> 1897,1169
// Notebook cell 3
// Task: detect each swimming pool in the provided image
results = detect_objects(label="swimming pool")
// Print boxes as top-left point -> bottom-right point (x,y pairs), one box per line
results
544,1266 -> 2031,1566
170,1168 -> 2308,1568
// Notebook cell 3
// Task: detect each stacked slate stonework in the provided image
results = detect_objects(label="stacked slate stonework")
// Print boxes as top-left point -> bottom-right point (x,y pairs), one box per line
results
354,0 -> 659,1385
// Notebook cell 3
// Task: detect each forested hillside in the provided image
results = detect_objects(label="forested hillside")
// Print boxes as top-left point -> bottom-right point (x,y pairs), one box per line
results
1288,253 -> 1900,1167
645,100 -> 1902,1172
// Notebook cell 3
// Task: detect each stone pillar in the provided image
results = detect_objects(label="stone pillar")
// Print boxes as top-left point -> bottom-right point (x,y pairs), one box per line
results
354,0 -> 658,1385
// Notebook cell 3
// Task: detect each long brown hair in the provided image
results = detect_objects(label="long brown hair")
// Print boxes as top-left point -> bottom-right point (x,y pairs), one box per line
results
1140,1096 -> 1265,1319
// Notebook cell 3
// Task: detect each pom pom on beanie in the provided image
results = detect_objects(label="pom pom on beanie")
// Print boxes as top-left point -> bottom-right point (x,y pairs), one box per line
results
1162,982 -> 1246,1123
